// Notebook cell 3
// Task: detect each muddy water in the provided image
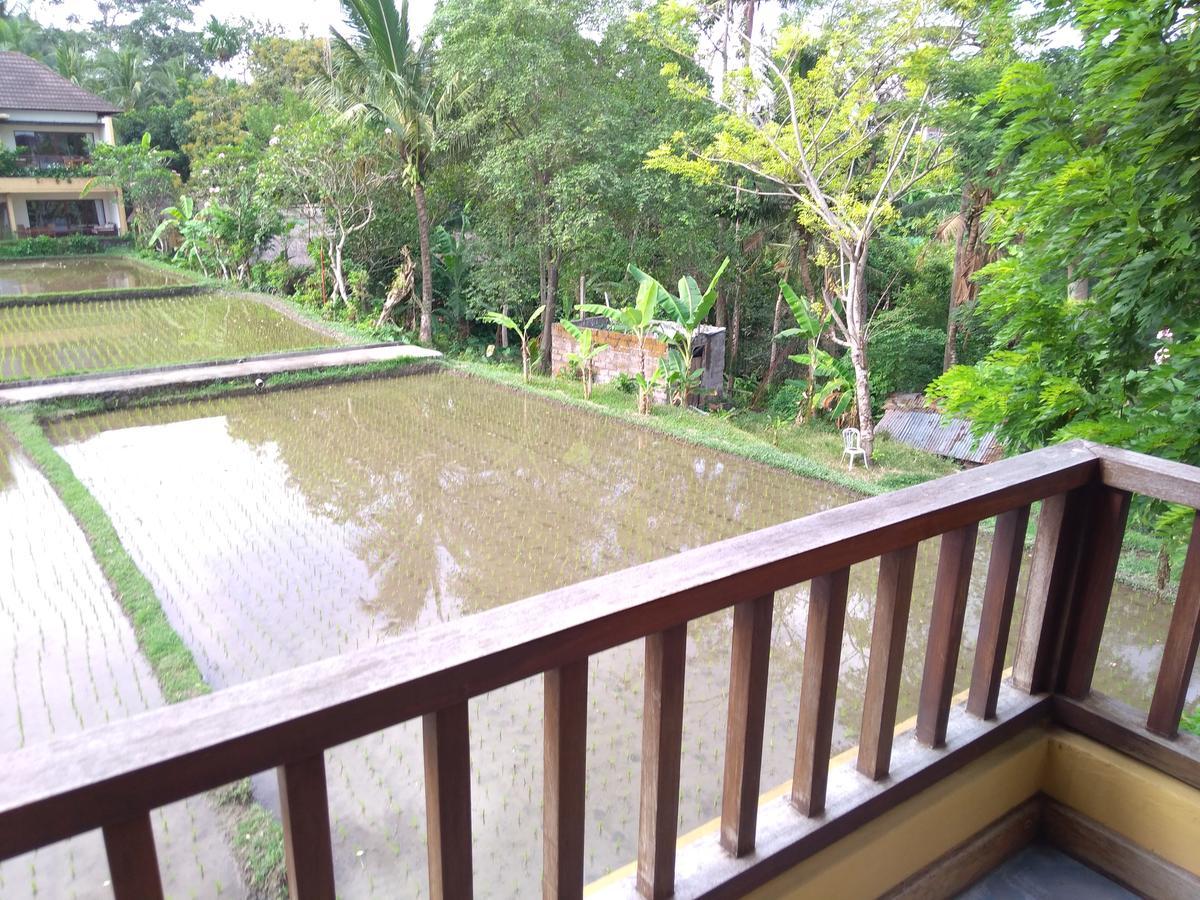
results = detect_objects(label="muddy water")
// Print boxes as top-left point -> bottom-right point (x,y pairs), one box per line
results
46,372 -> 1197,897
0,430 -> 240,899
0,292 -> 339,381
0,257 -> 193,296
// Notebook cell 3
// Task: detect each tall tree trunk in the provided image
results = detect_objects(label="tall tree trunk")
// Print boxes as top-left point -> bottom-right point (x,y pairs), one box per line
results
539,255 -> 559,375
845,248 -> 875,460
329,237 -> 349,306
751,287 -> 787,409
944,184 -> 993,371
412,180 -> 435,346
727,286 -> 742,393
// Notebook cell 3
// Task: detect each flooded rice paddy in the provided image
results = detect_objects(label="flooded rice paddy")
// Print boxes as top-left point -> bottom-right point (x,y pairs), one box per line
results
36,371 -> 1194,897
0,256 -> 194,296
0,292 -> 340,381
0,430 -> 240,899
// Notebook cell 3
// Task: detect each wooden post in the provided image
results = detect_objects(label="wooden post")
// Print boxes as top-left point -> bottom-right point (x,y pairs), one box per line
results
1012,490 -> 1090,694
917,523 -> 978,747
857,545 -> 919,780
792,567 -> 850,816
637,624 -> 687,900
968,505 -> 1031,720
423,703 -> 473,900
720,594 -> 774,856
1058,487 -> 1131,698
544,660 -> 588,899
103,812 -> 164,900
278,754 -> 335,899
1147,512 -> 1200,738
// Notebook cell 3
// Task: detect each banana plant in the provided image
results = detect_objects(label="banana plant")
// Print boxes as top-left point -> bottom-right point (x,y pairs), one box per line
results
150,196 -> 213,277
559,319 -> 608,400
776,281 -> 829,423
483,304 -> 545,383
579,277 -> 662,413
629,257 -> 729,406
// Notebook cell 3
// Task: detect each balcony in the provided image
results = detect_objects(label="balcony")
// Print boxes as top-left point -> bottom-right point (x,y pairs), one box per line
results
0,439 -> 1197,898
16,152 -> 91,170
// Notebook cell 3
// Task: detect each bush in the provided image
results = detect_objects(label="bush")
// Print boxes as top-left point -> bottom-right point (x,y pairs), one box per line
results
869,317 -> 946,409
765,379 -> 807,422
0,234 -> 104,258
613,372 -> 637,394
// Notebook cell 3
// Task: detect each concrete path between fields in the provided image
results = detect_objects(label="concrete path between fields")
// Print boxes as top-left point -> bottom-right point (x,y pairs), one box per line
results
0,344 -> 441,404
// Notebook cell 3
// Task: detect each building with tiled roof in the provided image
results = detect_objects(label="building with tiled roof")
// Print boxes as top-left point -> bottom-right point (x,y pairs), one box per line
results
0,51 -> 127,239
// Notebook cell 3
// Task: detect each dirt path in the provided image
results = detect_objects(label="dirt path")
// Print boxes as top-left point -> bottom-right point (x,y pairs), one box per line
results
0,344 -> 441,403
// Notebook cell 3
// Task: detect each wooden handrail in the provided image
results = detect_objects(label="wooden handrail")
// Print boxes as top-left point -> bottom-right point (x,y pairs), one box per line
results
4,438 -> 1200,899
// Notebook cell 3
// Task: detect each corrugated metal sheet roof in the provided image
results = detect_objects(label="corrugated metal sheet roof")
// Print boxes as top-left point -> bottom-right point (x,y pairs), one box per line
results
877,408 -> 1003,465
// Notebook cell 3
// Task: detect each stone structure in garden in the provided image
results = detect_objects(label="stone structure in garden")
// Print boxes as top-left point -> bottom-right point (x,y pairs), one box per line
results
550,315 -> 726,404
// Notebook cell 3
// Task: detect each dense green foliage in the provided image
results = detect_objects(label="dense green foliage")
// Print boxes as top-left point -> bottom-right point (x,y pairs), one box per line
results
931,0 -> 1200,468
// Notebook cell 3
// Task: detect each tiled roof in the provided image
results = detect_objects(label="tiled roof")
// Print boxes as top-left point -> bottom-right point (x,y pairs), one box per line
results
0,51 -> 121,115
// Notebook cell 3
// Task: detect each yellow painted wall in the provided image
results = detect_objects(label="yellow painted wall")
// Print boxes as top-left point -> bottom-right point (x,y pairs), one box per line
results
586,725 -> 1200,898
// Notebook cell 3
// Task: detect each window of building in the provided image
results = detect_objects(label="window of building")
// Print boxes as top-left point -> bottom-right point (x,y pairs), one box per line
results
26,199 -> 103,230
14,131 -> 94,166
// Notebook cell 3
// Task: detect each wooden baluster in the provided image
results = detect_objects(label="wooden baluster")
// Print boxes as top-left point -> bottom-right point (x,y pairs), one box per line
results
423,703 -> 473,900
637,624 -> 687,900
1059,487 -> 1132,698
544,659 -> 588,899
720,594 -> 774,856
278,754 -> 335,899
857,545 -> 919,780
1147,512 -> 1200,738
968,505 -> 1032,720
792,567 -> 850,816
1012,491 -> 1089,694
916,523 -> 979,747
103,812 -> 164,900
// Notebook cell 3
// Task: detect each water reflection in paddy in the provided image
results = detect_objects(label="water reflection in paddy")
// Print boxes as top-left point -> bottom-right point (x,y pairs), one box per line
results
0,256 -> 193,295
0,429 -> 239,899
47,372 -> 1194,897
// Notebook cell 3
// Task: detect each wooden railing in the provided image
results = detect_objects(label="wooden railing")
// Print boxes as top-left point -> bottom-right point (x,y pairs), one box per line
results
1,440 -> 1198,899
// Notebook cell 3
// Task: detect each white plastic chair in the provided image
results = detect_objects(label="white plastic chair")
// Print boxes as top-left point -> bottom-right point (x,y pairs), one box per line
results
842,427 -> 868,469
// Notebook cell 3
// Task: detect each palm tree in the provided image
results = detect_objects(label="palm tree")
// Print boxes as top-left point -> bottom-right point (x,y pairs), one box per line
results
55,37 -> 88,85
98,47 -> 146,111
312,0 -> 470,345
202,17 -> 244,66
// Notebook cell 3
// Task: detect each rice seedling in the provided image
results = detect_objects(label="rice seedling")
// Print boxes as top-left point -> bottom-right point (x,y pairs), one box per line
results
0,291 -> 339,382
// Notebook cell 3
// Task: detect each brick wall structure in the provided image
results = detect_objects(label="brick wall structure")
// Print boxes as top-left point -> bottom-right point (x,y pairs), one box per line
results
550,318 -> 725,405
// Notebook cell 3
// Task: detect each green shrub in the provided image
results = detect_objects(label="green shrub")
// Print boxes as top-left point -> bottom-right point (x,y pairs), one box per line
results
613,371 -> 637,394
869,316 -> 946,408
766,379 -> 807,421
0,234 -> 104,257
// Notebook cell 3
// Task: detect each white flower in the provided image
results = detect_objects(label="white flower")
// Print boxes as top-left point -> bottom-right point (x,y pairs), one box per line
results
1157,327 -> 1174,341
269,136 -> 280,146
384,127 -> 393,135
1154,346 -> 1171,365
209,186 -> 219,194
217,152 -> 226,160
